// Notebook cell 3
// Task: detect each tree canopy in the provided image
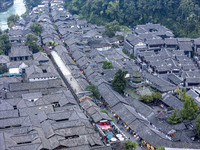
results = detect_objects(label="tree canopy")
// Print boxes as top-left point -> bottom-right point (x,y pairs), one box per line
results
112,69 -> 127,93
0,66 -> 7,74
64,0 -> 200,38
157,146 -> 165,150
124,140 -> 138,150
0,33 -> 11,55
30,22 -> 42,35
176,87 -> 187,101
168,109 -> 182,124
103,60 -> 113,69
86,84 -> 101,100
24,0 -> 42,9
152,92 -> 162,103
141,92 -> 162,104
46,41 -> 58,49
195,114 -> 200,139
25,34 -> 41,53
141,95 -> 153,103
104,20 -> 120,37
180,95 -> 199,120
7,14 -> 19,28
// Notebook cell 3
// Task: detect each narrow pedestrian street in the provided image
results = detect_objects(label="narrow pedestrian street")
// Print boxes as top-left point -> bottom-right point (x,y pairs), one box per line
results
101,105 -> 145,150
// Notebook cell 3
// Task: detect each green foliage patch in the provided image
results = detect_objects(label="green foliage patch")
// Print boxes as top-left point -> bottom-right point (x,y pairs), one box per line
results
64,0 -> 200,38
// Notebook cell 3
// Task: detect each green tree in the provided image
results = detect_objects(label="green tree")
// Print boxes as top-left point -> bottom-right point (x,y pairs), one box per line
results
179,89 -> 187,101
168,109 -> 182,124
122,49 -> 135,59
157,146 -> 165,150
46,41 -> 58,49
25,34 -> 41,53
0,33 -> 11,55
24,0 -> 42,9
175,86 -> 181,94
120,25 -> 132,36
176,88 -> 188,101
111,69 -> 127,93
26,34 -> 38,44
180,95 -> 199,120
141,95 -> 153,103
0,66 -> 7,74
195,114 -> 200,139
105,20 -> 120,37
7,14 -> 20,28
124,140 -> 138,150
101,109 -> 109,115
64,0 -> 200,38
152,92 -> 162,103
86,84 -> 100,100
30,22 -> 42,35
103,60 -> 113,69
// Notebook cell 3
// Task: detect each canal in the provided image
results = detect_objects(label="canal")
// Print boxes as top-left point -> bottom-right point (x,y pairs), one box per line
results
0,0 -> 26,30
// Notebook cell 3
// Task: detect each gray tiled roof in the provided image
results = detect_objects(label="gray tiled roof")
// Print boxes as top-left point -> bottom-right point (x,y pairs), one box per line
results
33,52 -> 49,62
9,46 -> 32,57
143,72 -> 176,92
168,74 -> 182,85
98,82 -> 128,108
0,55 -> 9,64
162,94 -> 183,111
9,79 -> 63,92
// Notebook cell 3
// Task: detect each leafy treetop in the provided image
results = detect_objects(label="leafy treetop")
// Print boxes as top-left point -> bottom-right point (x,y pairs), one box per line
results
141,95 -> 153,103
86,84 -> 101,100
176,87 -> 187,101
0,66 -> 7,74
195,114 -> 200,139
25,34 -> 41,53
141,92 -> 162,103
104,20 -> 120,37
168,109 -> 182,124
157,146 -> 165,150
64,0 -> 200,38
111,69 -> 127,93
180,95 -> 199,120
152,92 -> 162,103
30,22 -> 42,35
103,60 -> 113,69
24,0 -> 42,9
0,33 -> 11,55
124,140 -> 138,150
7,14 -> 20,28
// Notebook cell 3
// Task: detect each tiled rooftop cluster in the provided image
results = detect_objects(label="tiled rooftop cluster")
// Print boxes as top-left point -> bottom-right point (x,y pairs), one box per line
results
36,0 -> 200,149
0,0 -> 113,149
0,0 -> 200,149
124,24 -> 200,89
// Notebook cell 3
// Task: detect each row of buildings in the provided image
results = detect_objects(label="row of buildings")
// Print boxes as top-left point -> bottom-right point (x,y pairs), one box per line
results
36,0 -> 200,150
1,0 -> 200,149
0,0 -> 117,150
124,24 -> 200,90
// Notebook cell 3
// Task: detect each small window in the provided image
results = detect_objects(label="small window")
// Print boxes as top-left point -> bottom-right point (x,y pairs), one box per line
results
13,105 -> 17,110
42,69 -> 47,73
65,135 -> 79,139
17,141 -> 32,145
